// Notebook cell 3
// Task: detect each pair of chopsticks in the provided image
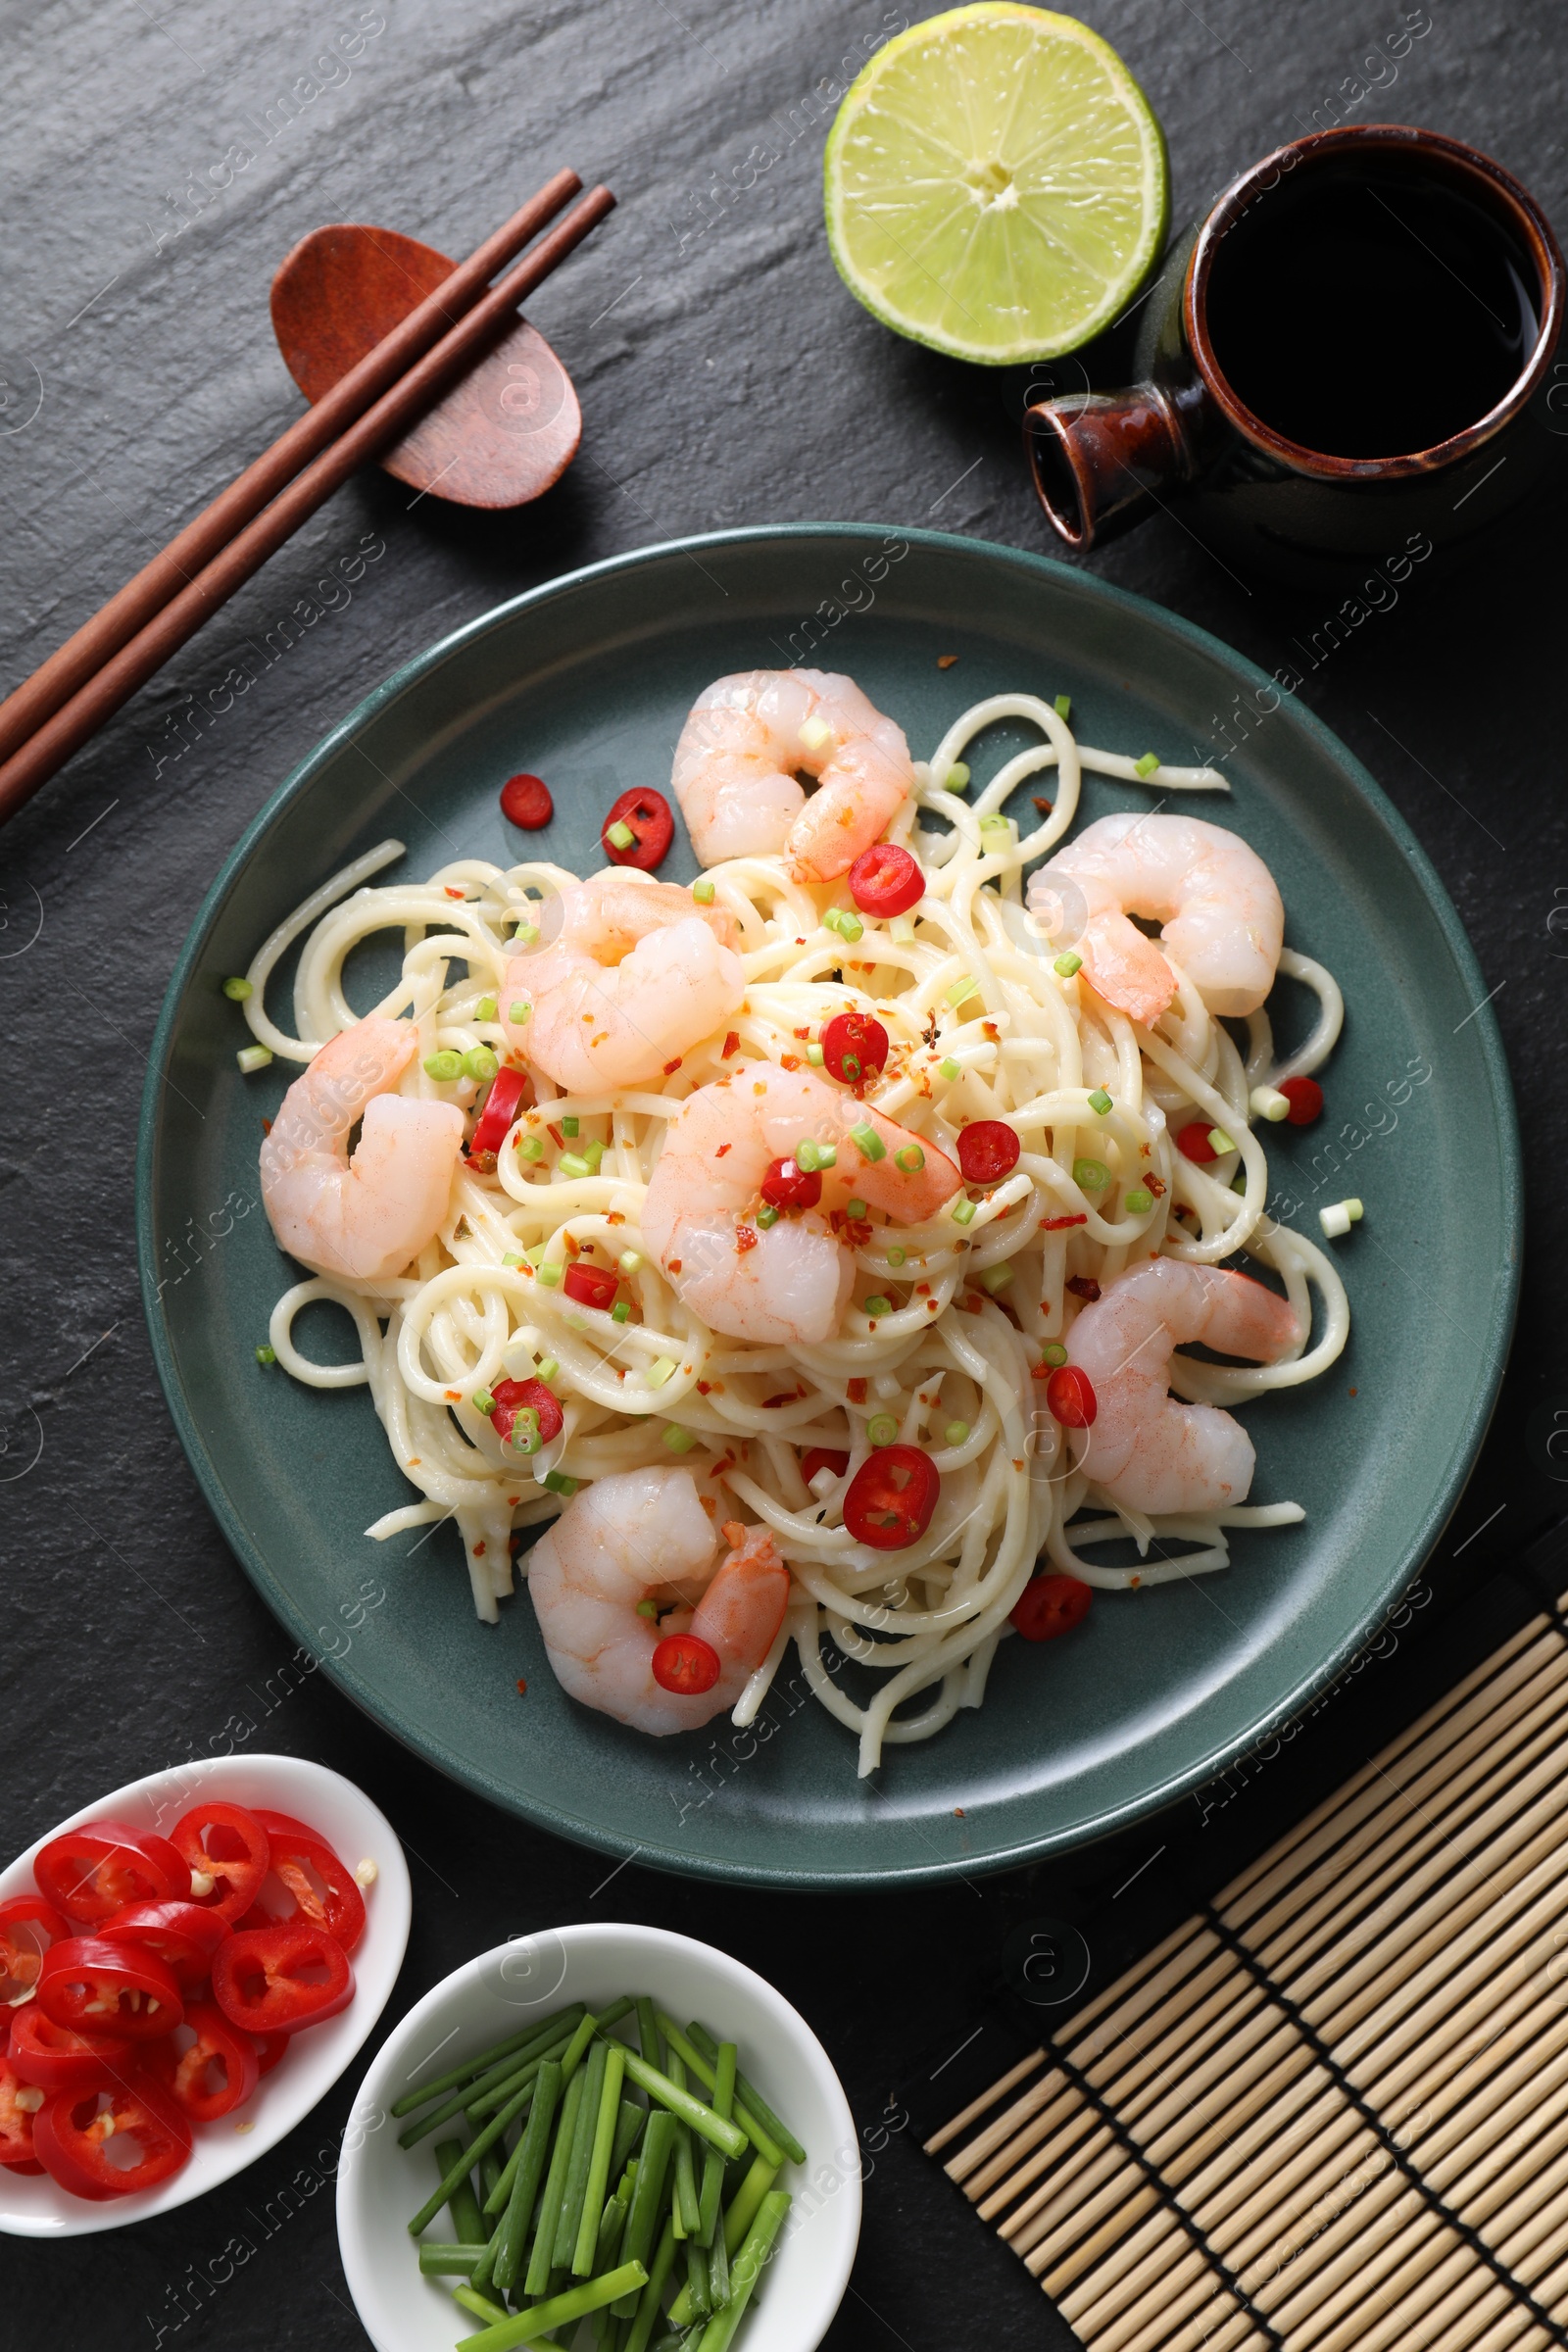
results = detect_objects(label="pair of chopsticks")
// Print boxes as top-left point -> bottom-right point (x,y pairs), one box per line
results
0,171 -> 613,831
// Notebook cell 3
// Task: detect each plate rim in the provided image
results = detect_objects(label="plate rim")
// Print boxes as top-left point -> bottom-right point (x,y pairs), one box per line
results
135,520 -> 1523,1886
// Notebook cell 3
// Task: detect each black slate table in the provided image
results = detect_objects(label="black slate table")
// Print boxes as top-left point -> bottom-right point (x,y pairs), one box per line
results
5,4 -> 1567,2346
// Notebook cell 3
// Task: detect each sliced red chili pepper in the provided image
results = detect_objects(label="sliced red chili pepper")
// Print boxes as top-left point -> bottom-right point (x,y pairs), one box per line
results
760,1155 -> 822,1209
1010,1573 -> 1093,1642
32,2071 -> 192,2199
1279,1075 -> 1324,1125
564,1261 -> 619,1312
849,843 -> 924,917
1047,1366 -> 1098,1428
1176,1122 -> 1218,1163
32,1821 -> 190,1926
245,1816 -> 368,1956
842,1446 -> 940,1550
499,773 -> 553,829
251,2029 -> 291,2078
602,786 -> 674,870
99,1900 -> 230,1989
171,1800 -> 270,1925
0,1893 -> 71,2007
1042,1213 -> 1089,1232
8,2006 -> 135,2093
956,1121 -> 1020,1184
211,1922 -> 354,2033
490,1376 -> 564,1451
800,1447 -> 850,1487
821,1010 -> 888,1086
38,1936 -> 184,2042
469,1066 -> 532,1160
651,1634 -> 720,1695
149,2000 -> 261,2124
0,2055 -> 41,2168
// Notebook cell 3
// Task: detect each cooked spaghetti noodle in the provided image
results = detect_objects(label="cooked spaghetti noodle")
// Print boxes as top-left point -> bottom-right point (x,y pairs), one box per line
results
245,693 -> 1348,1775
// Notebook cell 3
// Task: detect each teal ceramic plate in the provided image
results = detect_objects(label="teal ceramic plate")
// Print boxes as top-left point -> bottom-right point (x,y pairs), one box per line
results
137,525 -> 1519,1887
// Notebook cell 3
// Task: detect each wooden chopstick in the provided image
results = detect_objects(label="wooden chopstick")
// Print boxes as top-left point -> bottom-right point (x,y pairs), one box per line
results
0,177 -> 613,828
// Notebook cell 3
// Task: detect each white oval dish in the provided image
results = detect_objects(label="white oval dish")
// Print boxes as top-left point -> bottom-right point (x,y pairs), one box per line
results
337,1921 -> 859,2352
0,1752 -> 411,2237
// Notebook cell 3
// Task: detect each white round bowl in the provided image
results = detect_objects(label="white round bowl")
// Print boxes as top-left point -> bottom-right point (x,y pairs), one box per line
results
337,1922 -> 860,2352
0,1752 -> 411,2236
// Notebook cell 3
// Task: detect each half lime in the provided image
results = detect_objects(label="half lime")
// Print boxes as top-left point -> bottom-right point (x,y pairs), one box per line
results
824,4 -> 1168,365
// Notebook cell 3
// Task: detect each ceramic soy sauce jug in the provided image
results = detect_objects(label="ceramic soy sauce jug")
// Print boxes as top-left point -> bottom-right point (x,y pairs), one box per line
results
1024,124 -> 1565,580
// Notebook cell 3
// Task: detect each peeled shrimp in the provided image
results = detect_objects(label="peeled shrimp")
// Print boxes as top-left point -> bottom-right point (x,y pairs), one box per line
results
504,869 -> 744,1093
670,668 -> 913,881
642,1062 -> 960,1345
1028,812 -> 1284,1024
1065,1257 -> 1301,1514
527,1467 -> 790,1734
260,1016 -> 464,1282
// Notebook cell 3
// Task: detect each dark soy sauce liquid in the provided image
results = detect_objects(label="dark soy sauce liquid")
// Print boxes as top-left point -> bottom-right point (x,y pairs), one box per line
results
1204,158 -> 1540,458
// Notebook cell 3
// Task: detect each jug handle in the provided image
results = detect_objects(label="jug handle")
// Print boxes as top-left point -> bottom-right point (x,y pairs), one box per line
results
1024,382 -> 1206,551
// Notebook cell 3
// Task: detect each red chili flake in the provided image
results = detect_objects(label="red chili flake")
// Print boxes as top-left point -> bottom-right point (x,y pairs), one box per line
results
563,1232 -> 580,1257
954,1807 -> 965,1818
1043,1213 -> 1089,1232
1144,1173 -> 1167,1199
715,1144 -> 731,1158
793,1027 -> 811,1042
736,1226 -> 759,1252
1032,797 -> 1054,814
1065,1275 -> 1102,1302
1348,1386 -> 1358,1396
663,1057 -> 682,1076
262,1118 -> 272,1136
668,1259 -> 682,1274
846,1378 -> 868,1405
780,1054 -> 801,1071
515,1678 -> 528,1695
444,886 -> 466,900
697,1381 -> 712,1396
938,654 -> 958,669
762,1392 -> 804,1408
473,1541 -> 486,1556
547,1123 -> 565,1149
445,1389 -> 462,1401
721,1033 -> 741,1058
500,774 -> 553,829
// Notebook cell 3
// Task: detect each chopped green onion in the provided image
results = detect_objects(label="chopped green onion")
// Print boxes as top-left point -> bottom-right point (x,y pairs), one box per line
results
838,910 -> 863,944
1135,752 -> 1160,778
1124,1188 -> 1153,1214
1073,1157 -> 1109,1191
512,920 -> 539,948
662,1426 -> 697,1453
607,820 -> 636,850
1207,1127 -> 1236,1156
501,1251 -> 528,1271
236,1045 -> 272,1074
618,1250 -> 643,1276
645,1357 -> 677,1390
846,1198 -> 868,1219
980,812 -> 1010,832
453,2260 -> 649,2350
1250,1084 -> 1291,1123
542,1471 -> 578,1496
950,1198 -> 977,1226
849,1122 -> 885,1162
862,1297 -> 892,1321
895,1144 -> 925,1172
221,975 -> 252,1001
692,877 -> 715,905
1232,1167 -> 1249,1194
795,1138 -> 835,1172
424,1050 -> 464,1081
471,1388 -> 497,1416
980,1263 -> 1012,1294
944,1419 -> 970,1446
562,1116 -> 579,1138
1319,1198 -> 1363,1239
889,913 -> 916,944
1054,693 -> 1072,720
1088,1088 -> 1113,1115
806,1043 -> 825,1066
254,1345 -> 275,1366
946,761 -> 970,791
611,1301 -> 631,1324
822,906 -> 845,934
536,1262 -> 563,1287
755,1203 -> 779,1230
887,1245 -> 906,1267
580,1140 -> 605,1172
1054,951 -> 1083,978
636,1598 -> 661,1619
509,1000 -> 530,1023
939,1055 -> 961,1082
517,1134 -> 544,1162
536,1356 -> 560,1385
475,996 -> 498,1023
510,1408 -> 541,1455
463,1047 -> 499,1082
946,974 -> 979,1008
1043,1342 -> 1068,1367
559,1152 -> 591,1179
866,1411 -> 899,1444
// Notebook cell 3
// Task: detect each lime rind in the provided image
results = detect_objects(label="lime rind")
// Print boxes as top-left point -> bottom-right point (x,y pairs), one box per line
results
823,3 -> 1169,365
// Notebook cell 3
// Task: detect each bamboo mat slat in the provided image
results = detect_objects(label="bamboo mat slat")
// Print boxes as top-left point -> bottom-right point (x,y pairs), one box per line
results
925,1583 -> 1568,2352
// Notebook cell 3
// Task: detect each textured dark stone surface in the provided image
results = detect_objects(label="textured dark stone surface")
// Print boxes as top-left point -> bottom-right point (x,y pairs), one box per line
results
3,3 -> 1566,2345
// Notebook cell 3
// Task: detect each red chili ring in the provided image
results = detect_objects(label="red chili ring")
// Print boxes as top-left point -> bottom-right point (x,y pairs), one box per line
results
956,1121 -> 1020,1185
849,843 -> 924,918
1010,1573 -> 1093,1642
1046,1366 -> 1098,1429
1279,1076 -> 1324,1125
651,1634 -> 721,1695
602,788 -> 675,870
500,774 -> 554,830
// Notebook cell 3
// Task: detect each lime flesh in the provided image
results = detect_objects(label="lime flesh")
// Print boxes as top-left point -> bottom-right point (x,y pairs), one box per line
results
824,3 -> 1168,365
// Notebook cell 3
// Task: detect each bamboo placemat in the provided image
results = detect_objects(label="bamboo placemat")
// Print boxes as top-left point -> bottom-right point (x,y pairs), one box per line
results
924,1578 -> 1568,2352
